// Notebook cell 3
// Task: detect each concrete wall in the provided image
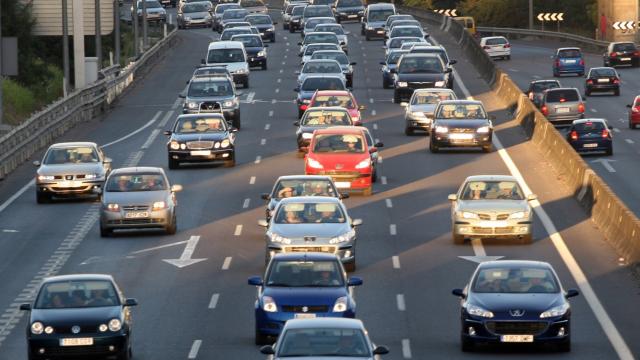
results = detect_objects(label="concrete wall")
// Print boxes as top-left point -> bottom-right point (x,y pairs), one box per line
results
598,0 -> 637,42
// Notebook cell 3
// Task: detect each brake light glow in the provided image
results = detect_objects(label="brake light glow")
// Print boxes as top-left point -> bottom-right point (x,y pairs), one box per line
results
586,79 -> 593,84
504,43 -> 511,48
602,129 -> 610,138
483,45 -> 490,50
610,52 -> 617,57
541,105 -> 548,116
559,98 -> 566,102
570,131 -> 578,141
634,51 -> 640,56
613,78 -> 620,84
300,104 -> 308,111
578,103 -> 585,113
579,59 -> 585,66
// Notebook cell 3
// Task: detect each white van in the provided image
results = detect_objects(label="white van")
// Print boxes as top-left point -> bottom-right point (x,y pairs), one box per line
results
204,41 -> 251,87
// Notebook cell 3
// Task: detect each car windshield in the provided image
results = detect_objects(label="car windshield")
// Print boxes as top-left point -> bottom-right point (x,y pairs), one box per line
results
389,37 -> 421,49
303,61 -> 342,73
188,80 -> 233,97
274,202 -> 346,224
545,89 -> 579,103
279,328 -> 370,357
216,4 -> 240,13
305,44 -> 339,55
337,0 -> 362,6
223,10 -> 248,19
460,180 -> 524,200
412,91 -> 455,105
312,52 -> 348,65
574,121 -> 606,133
558,49 -> 581,58
391,20 -> 420,29
368,9 -> 395,22
139,0 -> 162,8
436,103 -> 487,119
304,6 -> 333,17
175,116 -> 227,133
391,27 -> 422,37
194,68 -> 230,77
473,267 -> 559,293
240,0 -> 263,6
485,37 -> 507,45
301,77 -> 345,91
531,81 -> 559,92
386,15 -> 412,26
313,95 -> 354,108
221,28 -> 252,40
106,173 -> 167,192
613,43 -> 636,52
306,34 -> 339,44
233,35 -> 262,47
247,15 -> 271,24
44,146 -> 99,165
292,6 -> 306,15
302,110 -> 351,126
386,51 -> 407,64
312,133 -> 365,153
266,260 -> 344,287
412,48 -> 448,63
316,25 -> 345,35
591,68 -> 616,77
35,280 -> 119,309
305,17 -> 334,28
273,179 -> 336,198
207,48 -> 245,63
398,56 -> 444,74
184,3 -> 210,12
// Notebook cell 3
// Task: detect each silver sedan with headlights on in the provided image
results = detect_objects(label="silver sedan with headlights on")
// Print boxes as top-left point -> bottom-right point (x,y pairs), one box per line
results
404,88 -> 456,135
100,167 -> 182,237
34,142 -> 112,204
448,175 -> 537,244
258,196 -> 362,272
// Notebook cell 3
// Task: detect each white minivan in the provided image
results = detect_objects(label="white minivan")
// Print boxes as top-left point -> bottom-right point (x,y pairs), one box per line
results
480,36 -> 511,60
204,41 -> 250,87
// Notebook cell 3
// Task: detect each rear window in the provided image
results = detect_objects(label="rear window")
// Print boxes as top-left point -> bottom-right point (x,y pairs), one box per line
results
613,43 -> 636,52
590,68 -> 616,77
387,51 -> 407,64
558,49 -> 581,58
305,33 -> 339,44
574,121 -> 605,133
545,89 -> 579,103
485,37 -> 507,45
391,27 -> 423,38
368,8 -> 395,22
292,6 -> 305,15
304,5 -> 333,18
301,77 -> 345,91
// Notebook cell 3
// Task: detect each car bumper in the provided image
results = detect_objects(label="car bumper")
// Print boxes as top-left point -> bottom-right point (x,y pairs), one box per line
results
365,28 -> 385,38
259,31 -> 275,40
28,333 -> 128,358
248,56 -> 267,67
554,66 -> 584,74
453,221 -> 532,238
183,108 -> 238,122
431,133 -> 492,148
630,113 -> 640,124
168,148 -> 235,162
405,115 -> 432,131
609,56 -> 639,66
36,180 -> 104,195
256,308 -> 356,336
231,73 -> 248,84
546,113 -> 584,125
487,50 -> 510,57
586,84 -> 619,92
337,13 -> 362,21
461,317 -> 570,345
101,208 -> 173,230
304,169 -> 372,190
267,244 -> 355,264
570,139 -> 612,153
182,19 -> 212,27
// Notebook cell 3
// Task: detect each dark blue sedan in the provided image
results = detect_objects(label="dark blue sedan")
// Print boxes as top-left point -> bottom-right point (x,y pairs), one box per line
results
567,118 -> 613,156
452,260 -> 579,352
248,253 -> 362,345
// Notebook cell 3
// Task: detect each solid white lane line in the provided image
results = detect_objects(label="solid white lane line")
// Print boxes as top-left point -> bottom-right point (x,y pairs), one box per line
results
141,129 -> 160,149
243,198 -> 250,209
265,123 -> 271,130
381,176 -> 387,185
0,180 -> 34,215
625,138 -> 634,144
471,238 -> 486,256
392,256 -> 401,269
385,199 -> 393,208
390,224 -> 397,235
401,339 -> 412,358
188,340 -> 202,359
102,111 -> 162,148
396,294 -> 406,311
209,294 -> 219,309
261,138 -> 267,145
222,256 -> 232,270
158,110 -> 174,128
250,176 -> 256,184
234,225 -> 243,236
255,156 -> 262,164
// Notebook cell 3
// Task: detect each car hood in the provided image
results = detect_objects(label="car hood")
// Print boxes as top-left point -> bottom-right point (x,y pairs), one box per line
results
170,132 -> 229,142
336,6 -> 364,11
38,163 -> 105,176
408,103 -> 437,114
396,73 -> 446,82
367,20 -> 385,27
103,190 -> 168,205
470,293 -> 563,316
253,23 -> 273,30
433,119 -> 490,128
270,223 -> 351,240
310,152 -> 368,169
183,11 -> 210,18
263,286 -> 348,305
456,200 -> 528,214
276,357 -> 372,360
30,306 -> 122,325
186,94 -> 235,103
244,46 -> 265,55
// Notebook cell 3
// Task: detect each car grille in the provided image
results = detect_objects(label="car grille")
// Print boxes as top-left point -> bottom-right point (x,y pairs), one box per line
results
40,345 -> 118,356
450,128 -> 476,133
318,171 -> 363,181
284,246 -> 337,253
282,305 -> 329,312
199,101 -> 222,112
53,325 -> 100,334
50,186 -> 93,192
472,227 -> 515,234
122,205 -> 150,211
477,213 -> 510,220
187,141 -> 214,150
107,219 -> 165,225
486,321 -> 548,335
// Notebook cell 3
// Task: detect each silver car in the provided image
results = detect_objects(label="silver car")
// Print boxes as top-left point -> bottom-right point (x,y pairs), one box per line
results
258,196 -> 362,271
448,175 -> 536,244
296,59 -> 345,86
34,142 -> 112,203
404,88 -> 456,135
100,167 -> 182,237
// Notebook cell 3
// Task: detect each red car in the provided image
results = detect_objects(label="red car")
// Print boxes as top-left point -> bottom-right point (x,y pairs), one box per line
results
627,95 -> 640,129
308,90 -> 365,126
305,127 -> 376,195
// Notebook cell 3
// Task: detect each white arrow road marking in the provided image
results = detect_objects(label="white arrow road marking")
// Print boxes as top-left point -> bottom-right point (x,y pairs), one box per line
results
591,158 -> 616,172
162,236 -> 207,268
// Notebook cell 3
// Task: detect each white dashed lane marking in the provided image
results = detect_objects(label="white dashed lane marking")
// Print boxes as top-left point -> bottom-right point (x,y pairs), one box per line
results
396,294 -> 406,311
390,224 -> 397,235
222,257 -> 232,270
250,176 -> 256,184
255,156 -> 262,164
188,340 -> 202,359
385,199 -> 393,208
243,198 -> 250,209
392,256 -> 400,269
208,294 -> 219,309
381,176 -> 387,185
234,225 -> 243,236
625,139 -> 634,144
402,339 -> 412,358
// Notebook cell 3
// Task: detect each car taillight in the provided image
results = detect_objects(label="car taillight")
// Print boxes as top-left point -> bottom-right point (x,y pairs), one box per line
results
633,106 -> 640,113
634,51 -> 640,56
578,103 -> 585,113
504,43 -> 511,48
586,79 -> 593,84
570,130 -> 578,141
541,105 -> 548,116
300,104 -> 308,111
602,129 -> 610,138
610,52 -> 617,57
579,59 -> 585,66
555,59 -> 561,68
483,45 -> 490,50
559,98 -> 566,102
613,78 -> 620,84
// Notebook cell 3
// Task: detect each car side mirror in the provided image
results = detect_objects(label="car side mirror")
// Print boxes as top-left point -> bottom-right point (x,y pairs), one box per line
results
382,46 -> 387,49
264,44 -> 269,47
339,192 -> 349,199
373,345 -> 390,355
527,193 -> 537,201
375,141 -> 384,148
260,345 -> 275,355
565,289 -> 580,298
261,193 -> 271,200
389,68 -> 396,73
19,303 -> 31,311
298,42 -> 303,45
103,157 -> 113,164
229,127 -> 238,133
293,121 -> 300,126
248,276 -> 263,286
379,61 -> 386,65
350,62 -> 357,66
445,68 -> 453,73
124,298 -> 138,307
186,80 -> 190,84
351,218 -> 363,226
171,184 -> 183,192
201,59 -> 206,65
358,105 -> 366,110
164,130 -> 172,136
33,160 -> 41,167
347,277 -> 363,286
448,194 -> 457,201
295,70 -> 301,74
627,104 -> 633,108
294,87 -> 300,92
452,288 -> 466,298
449,59 -> 457,65
236,90 -> 244,96
258,219 -> 269,227
424,34 -> 430,39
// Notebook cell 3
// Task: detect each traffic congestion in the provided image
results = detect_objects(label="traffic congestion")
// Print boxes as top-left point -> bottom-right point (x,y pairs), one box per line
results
1,0 -> 639,359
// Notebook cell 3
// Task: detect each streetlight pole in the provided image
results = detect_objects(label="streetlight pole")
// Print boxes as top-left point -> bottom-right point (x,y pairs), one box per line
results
62,0 -> 70,95
133,0 -> 139,57
529,0 -> 533,29
95,0 -> 102,70
142,0 -> 148,49
114,0 -> 120,65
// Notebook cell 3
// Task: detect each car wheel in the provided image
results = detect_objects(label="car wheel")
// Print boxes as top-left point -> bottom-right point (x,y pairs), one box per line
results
552,71 -> 559,77
393,92 -> 400,104
482,144 -> 492,153
506,55 -> 511,60
298,109 -> 304,118
100,225 -> 112,238
261,62 -> 267,70
343,260 -> 356,272
168,157 -> 179,170
452,233 -> 464,244
283,23 -> 288,30
372,168 -> 378,183
289,26 -> 295,33
461,336 -> 474,352
166,213 -> 177,235
382,78 -> 389,89
347,79 -> 352,88
521,234 -> 533,244
224,158 -> 236,167
362,186 -> 372,196
233,113 -> 241,130
429,140 -> 439,153
615,89 -> 620,96
404,127 -> 413,136
360,27 -> 364,35
606,146 -> 613,156
243,78 -> 249,88
36,191 -> 50,204
271,36 -> 276,43
557,338 -> 571,352
584,90 -> 590,97
630,121 -> 636,129
365,34 -> 370,41
255,328 -> 269,345
578,72 -> 584,77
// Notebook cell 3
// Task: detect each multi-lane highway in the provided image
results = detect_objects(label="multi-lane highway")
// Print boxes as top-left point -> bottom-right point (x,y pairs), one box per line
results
0,4 -> 639,359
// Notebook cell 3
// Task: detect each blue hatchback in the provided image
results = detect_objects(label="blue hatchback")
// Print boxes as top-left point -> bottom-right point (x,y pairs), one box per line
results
248,253 -> 362,345
567,118 -> 613,156
553,47 -> 585,76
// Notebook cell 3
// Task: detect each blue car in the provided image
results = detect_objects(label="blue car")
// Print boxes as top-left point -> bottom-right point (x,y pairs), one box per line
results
567,118 -> 613,156
452,260 -> 579,352
248,253 -> 362,345
553,47 -> 585,77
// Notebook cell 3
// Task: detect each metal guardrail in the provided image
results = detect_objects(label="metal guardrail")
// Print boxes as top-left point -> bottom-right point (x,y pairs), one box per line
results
476,26 -> 609,52
0,28 -> 178,180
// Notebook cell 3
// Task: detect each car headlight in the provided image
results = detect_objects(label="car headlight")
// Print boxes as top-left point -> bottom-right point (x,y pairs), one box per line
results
411,111 -> 426,118
466,304 -> 494,318
540,303 -> 569,318
396,81 -> 407,87
435,81 -> 446,87
262,296 -> 277,312
31,322 -> 44,335
257,50 -> 266,57
355,158 -> 371,169
44,326 -> 54,335
235,68 -> 249,74
106,203 -> 120,212
301,132 -> 313,139
170,141 -> 180,150
351,115 -> 359,122
366,25 -> 374,30
266,27 -> 274,32
306,158 -> 323,169
477,126 -> 491,133
220,139 -> 231,148
509,211 -> 528,219
434,126 -> 449,133
214,141 -> 221,149
186,101 -> 199,109
84,174 -> 99,180
302,99 -> 311,104
329,229 -> 355,244
223,99 -> 236,107
37,175 -> 55,181
270,233 -> 292,244
152,201 -> 166,211
185,16 -> 191,21
332,296 -> 348,312
108,318 -> 122,332
99,324 -> 108,332
458,211 -> 478,219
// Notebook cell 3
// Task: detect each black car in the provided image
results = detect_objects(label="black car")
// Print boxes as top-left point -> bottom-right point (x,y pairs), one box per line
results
393,53 -> 451,103
295,107 -> 353,152
526,79 -> 561,108
452,260 -> 579,352
567,118 -> 613,156
295,75 -> 347,117
180,75 -> 241,128
165,113 -> 237,168
245,14 -> 277,42
288,4 -> 307,32
232,34 -> 268,70
603,41 -> 640,67
584,67 -> 620,96
310,50 -> 355,88
333,0 -> 364,22
380,49 -> 407,89
408,45 -> 456,89
20,274 -> 137,360
430,100 -> 493,153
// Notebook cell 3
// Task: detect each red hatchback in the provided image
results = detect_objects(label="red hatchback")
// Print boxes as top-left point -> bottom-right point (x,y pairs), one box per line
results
305,127 -> 375,195
308,90 -> 365,126
627,95 -> 640,129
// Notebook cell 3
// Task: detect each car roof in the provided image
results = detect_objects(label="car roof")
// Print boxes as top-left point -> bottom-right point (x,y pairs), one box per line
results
477,260 -> 553,270
312,50 -> 346,55
284,318 -> 364,330
208,41 -> 246,50
557,47 -> 581,52
572,118 -> 607,125
232,33 -> 262,39
545,87 -> 579,92
411,45 -> 444,50
589,67 -> 616,71
464,174 -> 517,182
482,36 -> 507,40
305,106 -> 350,112
438,99 -> 483,106
272,252 -> 340,261
276,175 -> 334,181
303,74 -> 344,80
110,166 -> 165,175
530,79 -> 559,84
49,142 -> 98,148
314,90 -> 352,96
392,25 -> 422,30
401,53 -> 441,59
305,59 -> 341,64
279,195 -> 342,204
177,113 -> 225,120
306,31 -> 338,36
191,76 -> 231,83
43,274 -> 115,283
368,3 -> 394,8
313,126 -> 364,135
413,88 -> 454,94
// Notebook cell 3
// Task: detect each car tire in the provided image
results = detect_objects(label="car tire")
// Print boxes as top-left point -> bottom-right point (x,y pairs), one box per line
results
289,26 -> 295,33
271,36 -> 276,43
347,79 -> 353,88
233,113 -> 241,130
360,27 -> 365,35
482,144 -> 492,153
584,90 -> 590,97
404,127 -> 413,136
461,336 -> 474,352
100,225 -> 112,238
372,168 -> 378,182
36,191 -> 50,204
283,23 -> 288,30
255,328 -> 269,345
168,157 -> 180,170
393,92 -> 400,104
166,213 -> 177,235
578,72 -> 584,77
261,62 -> 267,70
521,234 -> 533,244
506,55 -> 511,60
243,78 -> 249,88
365,34 -> 370,41
453,233 -> 464,244
553,71 -> 559,77
606,146 -> 613,156
344,260 -> 356,272
382,78 -> 389,89
557,338 -> 571,352
224,158 -> 236,167
362,186 -> 372,196
298,109 -> 304,118
630,122 -> 636,129
615,89 -> 620,96
429,140 -> 439,153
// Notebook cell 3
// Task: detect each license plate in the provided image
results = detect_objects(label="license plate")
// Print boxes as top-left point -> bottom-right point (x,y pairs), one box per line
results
622,57 -> 632,61
348,14 -> 358,18
125,211 -> 149,219
376,30 -> 384,34
59,181 -> 82,188
478,220 -> 508,228
583,143 -> 598,148
60,338 -> 94,346
556,107 -> 570,114
564,59 -> 576,64
597,78 -> 609,83
501,335 -> 533,343
449,133 -> 474,140
335,181 -> 351,188
294,313 -> 316,319
191,150 -> 211,156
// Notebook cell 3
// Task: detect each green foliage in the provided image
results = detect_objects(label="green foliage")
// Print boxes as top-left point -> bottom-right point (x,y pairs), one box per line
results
2,78 -> 36,126
459,0 -> 527,28
403,0 -> 433,8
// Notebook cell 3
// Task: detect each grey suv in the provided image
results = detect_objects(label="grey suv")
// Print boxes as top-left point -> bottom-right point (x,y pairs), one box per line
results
181,75 -> 242,129
540,87 -> 585,126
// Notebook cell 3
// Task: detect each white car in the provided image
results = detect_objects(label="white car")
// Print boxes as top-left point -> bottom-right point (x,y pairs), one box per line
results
480,36 -> 511,60
204,41 -> 250,88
